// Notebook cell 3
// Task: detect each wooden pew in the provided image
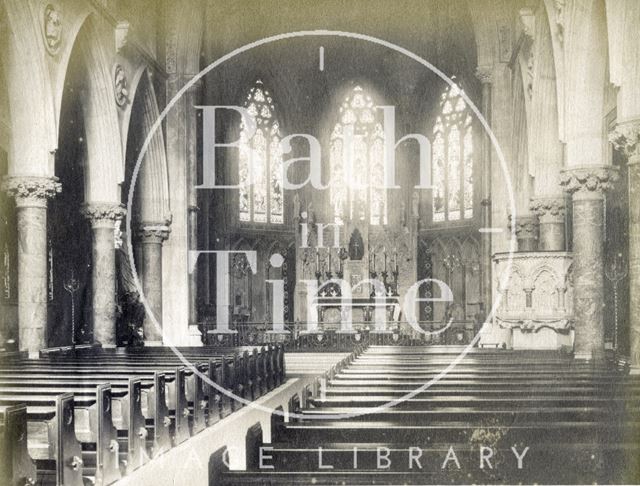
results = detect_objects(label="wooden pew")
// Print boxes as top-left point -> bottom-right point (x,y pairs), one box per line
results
0,403 -> 38,486
220,346 -> 640,485
0,345 -> 278,485
0,381 -> 134,484
0,366 -> 183,460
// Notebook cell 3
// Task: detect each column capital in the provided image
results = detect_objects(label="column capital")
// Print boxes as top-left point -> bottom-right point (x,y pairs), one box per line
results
475,66 -> 493,84
560,166 -> 619,199
530,196 -> 565,222
609,119 -> 640,161
136,222 -> 171,243
1,176 -> 61,208
508,214 -> 538,238
81,203 -> 126,228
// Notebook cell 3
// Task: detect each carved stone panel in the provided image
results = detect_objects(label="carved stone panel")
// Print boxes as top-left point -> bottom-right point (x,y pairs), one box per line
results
492,251 -> 574,349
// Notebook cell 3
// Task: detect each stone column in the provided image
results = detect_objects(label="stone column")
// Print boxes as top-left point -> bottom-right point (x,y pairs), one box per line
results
560,166 -> 618,361
188,203 -> 199,330
610,121 -> 640,372
163,70 -> 203,345
136,223 -> 171,345
476,66 -> 493,312
530,197 -> 566,251
509,214 -> 539,252
81,203 -> 126,347
1,176 -> 61,357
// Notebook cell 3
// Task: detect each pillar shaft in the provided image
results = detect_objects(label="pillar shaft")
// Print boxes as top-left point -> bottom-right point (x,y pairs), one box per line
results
476,66 -> 493,312
2,176 -> 60,357
610,121 -> 640,371
137,223 -> 170,345
561,166 -> 618,360
530,197 -> 566,251
629,158 -> 640,370
82,204 -> 126,347
185,81 -> 201,331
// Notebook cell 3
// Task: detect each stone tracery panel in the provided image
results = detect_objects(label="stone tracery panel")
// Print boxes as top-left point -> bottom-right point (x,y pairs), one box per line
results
492,251 -> 574,349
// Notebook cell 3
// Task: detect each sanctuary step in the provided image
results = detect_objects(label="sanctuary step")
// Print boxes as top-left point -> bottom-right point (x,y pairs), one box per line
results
220,346 -> 640,485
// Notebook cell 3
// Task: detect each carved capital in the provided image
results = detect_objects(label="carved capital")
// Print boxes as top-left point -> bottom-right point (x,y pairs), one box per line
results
136,222 -> 171,243
530,196 -> 565,222
508,214 -> 538,239
560,166 -> 619,198
475,66 -> 493,84
609,120 -> 640,161
81,203 -> 126,228
2,176 -> 61,207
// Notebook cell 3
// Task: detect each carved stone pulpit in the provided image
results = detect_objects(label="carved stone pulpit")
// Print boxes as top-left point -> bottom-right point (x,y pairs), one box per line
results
482,251 -> 574,350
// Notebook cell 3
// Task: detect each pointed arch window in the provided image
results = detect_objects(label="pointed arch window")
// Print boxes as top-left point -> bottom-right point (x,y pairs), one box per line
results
238,80 -> 284,224
330,86 -> 387,225
432,83 -> 474,222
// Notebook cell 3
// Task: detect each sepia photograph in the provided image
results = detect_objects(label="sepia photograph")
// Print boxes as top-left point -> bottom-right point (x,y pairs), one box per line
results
0,0 -> 639,484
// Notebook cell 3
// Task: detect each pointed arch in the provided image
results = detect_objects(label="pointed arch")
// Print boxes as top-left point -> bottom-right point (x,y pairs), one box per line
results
330,85 -> 387,225
75,18 -> 123,203
529,4 -> 563,196
237,79 -> 284,225
126,69 -> 171,225
431,81 -> 475,222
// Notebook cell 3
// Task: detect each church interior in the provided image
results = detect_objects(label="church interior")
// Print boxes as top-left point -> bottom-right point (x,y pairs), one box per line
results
1,0 -> 640,484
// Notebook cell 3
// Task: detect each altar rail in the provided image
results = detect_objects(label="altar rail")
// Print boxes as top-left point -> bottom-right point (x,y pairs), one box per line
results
205,320 -> 478,349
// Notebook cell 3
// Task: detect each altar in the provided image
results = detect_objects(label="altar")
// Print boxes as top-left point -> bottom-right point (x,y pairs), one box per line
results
310,296 -> 402,332
293,190 -> 420,334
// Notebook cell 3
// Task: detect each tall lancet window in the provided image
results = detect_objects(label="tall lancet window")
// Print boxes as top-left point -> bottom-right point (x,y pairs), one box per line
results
238,80 -> 284,224
330,86 -> 387,225
432,82 -> 474,222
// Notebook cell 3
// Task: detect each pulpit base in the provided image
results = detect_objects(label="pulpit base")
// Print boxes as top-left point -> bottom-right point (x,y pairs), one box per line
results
512,327 -> 573,350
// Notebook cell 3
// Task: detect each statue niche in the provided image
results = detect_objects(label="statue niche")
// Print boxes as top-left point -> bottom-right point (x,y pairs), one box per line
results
348,229 -> 365,261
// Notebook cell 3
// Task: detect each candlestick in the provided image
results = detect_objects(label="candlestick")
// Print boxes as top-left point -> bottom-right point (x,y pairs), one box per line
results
383,247 -> 387,273
315,248 -> 319,272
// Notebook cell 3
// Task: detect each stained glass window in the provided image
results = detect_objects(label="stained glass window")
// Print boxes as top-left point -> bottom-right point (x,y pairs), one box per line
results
238,80 -> 283,224
330,86 -> 387,225
432,82 -> 474,222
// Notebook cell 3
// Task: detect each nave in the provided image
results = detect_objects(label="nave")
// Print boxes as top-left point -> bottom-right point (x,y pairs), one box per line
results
221,347 -> 640,485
